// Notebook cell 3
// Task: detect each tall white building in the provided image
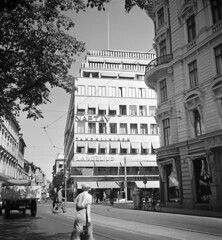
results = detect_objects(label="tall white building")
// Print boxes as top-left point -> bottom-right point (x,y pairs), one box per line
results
64,49 -> 160,200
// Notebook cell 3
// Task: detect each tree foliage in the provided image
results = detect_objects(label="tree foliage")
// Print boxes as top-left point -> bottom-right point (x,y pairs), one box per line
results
0,0 -> 149,120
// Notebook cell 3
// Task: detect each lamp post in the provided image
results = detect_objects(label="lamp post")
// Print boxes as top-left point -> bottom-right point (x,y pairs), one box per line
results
124,157 -> 127,202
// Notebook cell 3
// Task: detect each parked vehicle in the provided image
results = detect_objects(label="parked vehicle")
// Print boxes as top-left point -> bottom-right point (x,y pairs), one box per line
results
0,179 -> 41,219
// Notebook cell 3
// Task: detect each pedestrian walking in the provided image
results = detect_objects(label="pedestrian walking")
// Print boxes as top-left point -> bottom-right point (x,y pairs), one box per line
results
71,184 -> 94,240
53,186 -> 65,213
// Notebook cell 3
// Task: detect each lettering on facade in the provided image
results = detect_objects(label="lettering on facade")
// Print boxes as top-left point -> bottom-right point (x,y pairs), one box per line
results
75,115 -> 111,122
75,156 -> 114,161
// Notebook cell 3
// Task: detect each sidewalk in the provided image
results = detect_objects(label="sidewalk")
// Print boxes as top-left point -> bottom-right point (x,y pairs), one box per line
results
63,200 -> 222,218
113,201 -> 222,218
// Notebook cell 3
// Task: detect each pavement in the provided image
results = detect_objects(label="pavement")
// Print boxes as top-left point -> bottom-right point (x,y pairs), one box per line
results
63,200 -> 222,218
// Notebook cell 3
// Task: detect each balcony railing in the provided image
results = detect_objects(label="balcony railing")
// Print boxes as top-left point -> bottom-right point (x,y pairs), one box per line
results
146,54 -> 173,73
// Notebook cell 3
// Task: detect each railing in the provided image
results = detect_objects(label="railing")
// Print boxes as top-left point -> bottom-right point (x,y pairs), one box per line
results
146,54 -> 173,73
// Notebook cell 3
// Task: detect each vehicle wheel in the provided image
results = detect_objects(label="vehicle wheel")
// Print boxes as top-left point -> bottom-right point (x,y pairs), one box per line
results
147,203 -> 152,211
5,206 -> 10,219
31,200 -> 37,217
155,203 -> 161,212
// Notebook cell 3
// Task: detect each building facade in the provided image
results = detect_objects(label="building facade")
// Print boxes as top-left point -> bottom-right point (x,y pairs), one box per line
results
0,115 -> 28,181
145,0 -> 222,211
64,49 -> 160,200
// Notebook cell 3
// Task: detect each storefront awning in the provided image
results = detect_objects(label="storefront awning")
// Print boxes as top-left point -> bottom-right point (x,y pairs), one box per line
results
142,142 -> 150,149
77,182 -> 98,189
97,181 -> 120,189
126,161 -> 141,167
98,105 -> 107,110
131,142 -> 140,149
152,142 -> 160,149
120,142 -> 129,149
109,105 -> 117,111
94,161 -> 120,167
77,141 -> 86,147
135,181 -> 159,188
140,161 -> 157,167
101,72 -> 118,77
99,142 -> 107,148
88,141 -> 97,148
110,142 -> 120,148
72,161 -> 95,167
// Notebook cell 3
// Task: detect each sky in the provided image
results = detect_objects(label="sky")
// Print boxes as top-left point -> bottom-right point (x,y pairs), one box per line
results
18,1 -> 154,182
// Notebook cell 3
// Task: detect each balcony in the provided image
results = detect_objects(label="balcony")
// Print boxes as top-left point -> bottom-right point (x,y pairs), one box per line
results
145,54 -> 173,89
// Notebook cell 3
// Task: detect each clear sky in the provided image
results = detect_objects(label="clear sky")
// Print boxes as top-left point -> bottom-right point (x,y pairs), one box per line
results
18,1 -> 154,181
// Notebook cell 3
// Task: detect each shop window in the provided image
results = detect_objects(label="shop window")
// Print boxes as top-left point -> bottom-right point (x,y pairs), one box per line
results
193,158 -> 212,203
166,163 -> 179,202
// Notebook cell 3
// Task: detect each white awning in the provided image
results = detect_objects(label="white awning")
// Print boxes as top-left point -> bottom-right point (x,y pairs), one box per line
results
142,142 -> 150,149
88,103 -> 97,108
77,104 -> 87,110
99,142 -> 107,148
120,142 -> 129,149
119,72 -> 135,78
105,59 -> 121,63
109,105 -> 117,111
77,142 -> 86,147
88,141 -> 97,148
126,161 -> 141,167
152,142 -> 160,149
97,181 -> 120,189
98,105 -> 107,110
94,161 -> 120,167
77,182 -> 98,189
140,161 -> 157,167
110,142 -> 120,148
101,72 -> 118,77
131,142 -> 140,149
135,181 -> 159,188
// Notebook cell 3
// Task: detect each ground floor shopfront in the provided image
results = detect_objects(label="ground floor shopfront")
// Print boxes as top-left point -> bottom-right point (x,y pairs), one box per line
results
157,130 -> 222,211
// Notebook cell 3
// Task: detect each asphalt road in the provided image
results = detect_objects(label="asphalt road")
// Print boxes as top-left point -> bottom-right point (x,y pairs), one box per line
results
0,203 -> 221,240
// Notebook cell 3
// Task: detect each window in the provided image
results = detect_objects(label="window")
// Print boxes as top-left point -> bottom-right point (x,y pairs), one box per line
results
119,105 -> 127,115
138,88 -> 146,98
98,147 -> 106,154
120,123 -> 127,134
120,147 -> 127,154
188,60 -> 198,88
130,124 -> 138,134
98,109 -> 106,115
77,85 -> 85,95
108,86 -> 116,97
77,122 -> 85,133
159,39 -> 167,56
98,86 -> 106,96
109,123 -> 117,134
139,106 -> 147,116
194,109 -> 202,136
110,148 -> 117,154
88,147 -> 96,154
83,72 -> 90,78
160,79 -> 167,103
129,105 -> 137,115
92,72 -> 99,78
149,106 -> 156,116
109,109 -> 116,115
136,75 -> 144,80
211,0 -> 222,24
88,123 -> 96,134
88,86 -> 96,96
129,87 -> 136,97
77,146 -> 85,153
187,15 -> 196,42
215,43 -> 222,75
118,87 -> 126,97
88,108 -> 96,114
140,124 -> 148,134
157,7 -> 164,28
150,124 -> 158,135
163,118 -> 170,146
99,123 -> 107,134
77,108 -> 85,115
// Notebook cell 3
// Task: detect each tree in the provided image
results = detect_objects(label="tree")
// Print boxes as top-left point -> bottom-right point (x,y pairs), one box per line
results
0,0 -> 150,119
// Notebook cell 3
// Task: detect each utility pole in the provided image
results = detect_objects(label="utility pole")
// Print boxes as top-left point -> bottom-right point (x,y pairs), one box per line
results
124,157 -> 127,202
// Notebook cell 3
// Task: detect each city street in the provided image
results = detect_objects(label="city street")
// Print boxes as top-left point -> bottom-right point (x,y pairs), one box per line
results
0,202 -> 221,240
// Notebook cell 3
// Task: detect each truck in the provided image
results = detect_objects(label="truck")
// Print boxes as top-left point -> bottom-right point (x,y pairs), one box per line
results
0,179 -> 41,219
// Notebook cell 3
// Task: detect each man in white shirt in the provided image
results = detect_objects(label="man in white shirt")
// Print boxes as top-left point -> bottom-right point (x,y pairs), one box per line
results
71,184 -> 94,240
